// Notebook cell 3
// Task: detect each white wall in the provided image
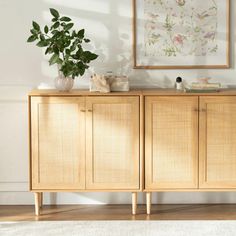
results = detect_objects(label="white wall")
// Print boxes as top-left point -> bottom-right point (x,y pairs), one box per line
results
0,0 -> 236,205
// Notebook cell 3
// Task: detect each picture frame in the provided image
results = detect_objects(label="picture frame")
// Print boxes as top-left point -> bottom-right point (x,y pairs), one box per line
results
133,0 -> 230,69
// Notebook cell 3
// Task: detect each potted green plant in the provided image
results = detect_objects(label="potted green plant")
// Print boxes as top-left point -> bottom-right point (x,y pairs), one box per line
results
27,8 -> 98,91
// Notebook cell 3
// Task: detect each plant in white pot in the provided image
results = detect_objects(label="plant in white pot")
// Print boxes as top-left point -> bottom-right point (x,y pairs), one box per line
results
27,8 -> 98,91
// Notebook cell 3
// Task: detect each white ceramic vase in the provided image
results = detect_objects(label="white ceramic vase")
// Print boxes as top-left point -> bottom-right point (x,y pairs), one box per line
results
54,75 -> 74,92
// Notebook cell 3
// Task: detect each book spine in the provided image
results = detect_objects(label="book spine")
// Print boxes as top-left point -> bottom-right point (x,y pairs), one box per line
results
191,83 -> 221,89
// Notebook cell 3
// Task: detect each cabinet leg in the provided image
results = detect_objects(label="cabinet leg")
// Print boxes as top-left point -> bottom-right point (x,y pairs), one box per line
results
39,193 -> 43,208
132,192 -> 137,215
34,192 -> 40,216
146,192 -> 152,215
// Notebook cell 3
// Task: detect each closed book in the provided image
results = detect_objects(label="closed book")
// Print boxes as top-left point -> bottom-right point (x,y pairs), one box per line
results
185,88 -> 220,93
191,83 -> 221,89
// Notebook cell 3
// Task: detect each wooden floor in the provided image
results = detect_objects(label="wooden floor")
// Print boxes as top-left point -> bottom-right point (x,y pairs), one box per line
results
1,204 -> 236,221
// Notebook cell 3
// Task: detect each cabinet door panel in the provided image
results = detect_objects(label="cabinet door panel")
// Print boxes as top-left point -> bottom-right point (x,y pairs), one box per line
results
86,97 -> 140,190
199,97 -> 236,188
145,96 -> 198,190
31,97 -> 85,190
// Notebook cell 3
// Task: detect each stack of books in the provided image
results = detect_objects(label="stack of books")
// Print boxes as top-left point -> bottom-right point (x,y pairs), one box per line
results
185,81 -> 221,93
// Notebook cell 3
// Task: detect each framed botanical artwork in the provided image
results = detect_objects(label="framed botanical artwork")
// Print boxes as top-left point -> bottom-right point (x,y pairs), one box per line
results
133,0 -> 230,69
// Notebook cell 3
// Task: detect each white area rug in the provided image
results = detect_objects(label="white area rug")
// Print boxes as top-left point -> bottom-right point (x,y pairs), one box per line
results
1,221 -> 236,236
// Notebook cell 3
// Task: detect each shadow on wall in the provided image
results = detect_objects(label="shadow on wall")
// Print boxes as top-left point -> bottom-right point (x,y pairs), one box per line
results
0,0 -> 156,88
2,0 -> 236,205
5,0 -> 213,88
1,0 -> 235,87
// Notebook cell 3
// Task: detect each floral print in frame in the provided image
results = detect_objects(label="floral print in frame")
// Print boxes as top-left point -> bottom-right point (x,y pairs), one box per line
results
133,0 -> 230,69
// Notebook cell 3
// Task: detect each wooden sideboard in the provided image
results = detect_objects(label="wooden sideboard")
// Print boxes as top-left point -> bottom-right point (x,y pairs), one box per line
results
28,89 -> 236,215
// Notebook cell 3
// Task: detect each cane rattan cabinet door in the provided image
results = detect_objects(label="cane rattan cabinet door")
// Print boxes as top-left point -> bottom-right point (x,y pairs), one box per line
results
86,96 -> 140,190
30,97 -> 86,190
145,96 -> 199,190
199,96 -> 236,189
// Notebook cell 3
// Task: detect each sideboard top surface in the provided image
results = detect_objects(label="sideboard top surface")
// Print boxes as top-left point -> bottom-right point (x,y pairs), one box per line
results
28,88 -> 236,96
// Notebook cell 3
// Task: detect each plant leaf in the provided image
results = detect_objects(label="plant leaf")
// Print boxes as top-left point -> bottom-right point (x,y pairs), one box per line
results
52,30 -> 59,35
32,21 -> 40,31
89,53 -> 98,60
60,16 -> 71,22
27,35 -> 37,42
30,29 -> 38,35
64,23 -> 74,31
45,47 -> 53,55
79,67 -> 85,76
78,29 -> 85,38
72,30 -> 77,37
51,22 -> 60,29
40,34 -> 45,41
53,46 -> 59,54
36,41 -> 48,47
84,38 -> 90,43
57,58 -> 63,64
50,8 -> 60,19
49,53 -> 59,65
44,25 -> 49,34
83,51 -> 98,61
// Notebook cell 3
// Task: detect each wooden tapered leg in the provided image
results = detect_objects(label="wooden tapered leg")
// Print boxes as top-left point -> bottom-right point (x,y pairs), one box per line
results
39,193 -> 43,208
132,192 -> 137,215
146,192 -> 152,215
34,193 -> 40,216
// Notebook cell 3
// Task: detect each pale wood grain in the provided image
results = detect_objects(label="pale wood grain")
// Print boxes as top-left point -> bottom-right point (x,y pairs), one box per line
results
85,97 -> 140,190
31,97 -> 86,190
39,193 -> 43,208
28,91 -> 236,217
34,193 -> 40,216
145,96 -> 199,190
29,89 -> 236,97
142,89 -> 236,96
146,192 -> 152,215
132,192 -> 137,215
28,90 -> 142,96
199,96 -> 236,188
3,204 -> 236,221
140,95 -> 144,191
28,96 -> 32,191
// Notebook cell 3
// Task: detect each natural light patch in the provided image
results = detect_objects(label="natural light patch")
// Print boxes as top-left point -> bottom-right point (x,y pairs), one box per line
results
117,2 -> 132,18
44,0 -> 110,14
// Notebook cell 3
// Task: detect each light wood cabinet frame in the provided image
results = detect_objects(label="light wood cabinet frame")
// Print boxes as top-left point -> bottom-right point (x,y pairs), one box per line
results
28,89 -> 236,216
29,94 -> 140,215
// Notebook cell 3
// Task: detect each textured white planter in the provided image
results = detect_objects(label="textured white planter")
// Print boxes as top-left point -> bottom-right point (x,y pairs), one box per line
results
54,76 -> 74,92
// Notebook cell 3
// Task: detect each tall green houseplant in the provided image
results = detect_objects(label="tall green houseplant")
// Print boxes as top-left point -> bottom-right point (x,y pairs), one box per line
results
27,8 -> 98,81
